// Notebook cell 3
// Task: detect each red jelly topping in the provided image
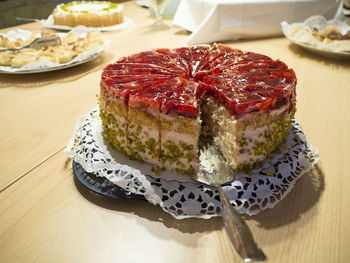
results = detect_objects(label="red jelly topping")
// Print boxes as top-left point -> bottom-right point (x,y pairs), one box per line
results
101,44 -> 296,119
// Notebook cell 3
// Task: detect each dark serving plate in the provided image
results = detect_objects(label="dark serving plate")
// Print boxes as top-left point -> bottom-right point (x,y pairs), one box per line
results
73,161 -> 146,201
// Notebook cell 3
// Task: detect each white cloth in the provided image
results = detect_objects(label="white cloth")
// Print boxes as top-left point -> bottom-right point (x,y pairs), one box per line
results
173,0 -> 340,44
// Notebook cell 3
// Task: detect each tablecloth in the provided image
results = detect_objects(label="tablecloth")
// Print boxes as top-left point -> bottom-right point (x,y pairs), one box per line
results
173,0 -> 340,44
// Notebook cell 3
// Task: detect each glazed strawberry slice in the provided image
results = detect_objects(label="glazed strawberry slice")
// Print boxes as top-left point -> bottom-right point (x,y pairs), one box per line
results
172,47 -> 193,77
200,66 -> 295,117
105,74 -> 173,84
196,44 -> 242,72
101,74 -> 175,107
156,48 -> 189,76
104,62 -> 183,76
161,79 -> 200,119
129,77 -> 187,117
117,50 -> 186,75
197,48 -> 279,80
184,45 -> 211,74
172,45 -> 212,77
128,86 -> 164,113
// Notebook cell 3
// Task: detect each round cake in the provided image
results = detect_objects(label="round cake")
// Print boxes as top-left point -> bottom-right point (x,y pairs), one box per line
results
100,44 -> 297,175
53,1 -> 123,27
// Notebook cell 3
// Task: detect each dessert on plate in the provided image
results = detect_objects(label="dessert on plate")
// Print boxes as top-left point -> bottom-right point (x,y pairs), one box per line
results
0,30 -> 104,68
281,16 -> 350,55
52,1 -> 124,27
99,44 -> 297,175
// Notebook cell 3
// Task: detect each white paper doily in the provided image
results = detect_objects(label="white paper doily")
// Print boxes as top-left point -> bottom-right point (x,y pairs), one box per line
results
65,107 -> 320,219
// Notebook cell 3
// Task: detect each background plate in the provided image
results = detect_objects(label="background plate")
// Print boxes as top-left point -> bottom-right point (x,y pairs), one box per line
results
0,50 -> 103,74
290,40 -> 350,59
41,15 -> 134,32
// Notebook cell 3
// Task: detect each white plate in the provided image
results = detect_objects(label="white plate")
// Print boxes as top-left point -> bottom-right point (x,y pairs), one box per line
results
290,40 -> 350,59
281,16 -> 350,59
0,28 -> 109,74
40,15 -> 134,32
0,50 -> 103,74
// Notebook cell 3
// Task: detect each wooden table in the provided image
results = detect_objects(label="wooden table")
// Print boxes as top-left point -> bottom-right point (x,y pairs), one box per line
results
1,1 -> 349,262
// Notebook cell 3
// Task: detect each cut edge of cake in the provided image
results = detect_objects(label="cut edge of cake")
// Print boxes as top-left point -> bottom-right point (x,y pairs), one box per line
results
200,96 -> 296,172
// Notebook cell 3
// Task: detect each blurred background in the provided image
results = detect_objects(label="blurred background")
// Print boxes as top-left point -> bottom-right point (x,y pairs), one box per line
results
0,0 -> 128,29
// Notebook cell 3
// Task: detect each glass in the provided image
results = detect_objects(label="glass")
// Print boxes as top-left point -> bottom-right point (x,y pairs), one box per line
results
343,0 -> 350,24
149,0 -> 169,30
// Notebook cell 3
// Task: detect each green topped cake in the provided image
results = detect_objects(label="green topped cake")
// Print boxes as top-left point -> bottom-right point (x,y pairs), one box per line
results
53,1 -> 123,27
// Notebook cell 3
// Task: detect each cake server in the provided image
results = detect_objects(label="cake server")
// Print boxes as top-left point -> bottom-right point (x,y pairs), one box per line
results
198,144 -> 266,262
0,35 -> 61,52
15,16 -> 41,23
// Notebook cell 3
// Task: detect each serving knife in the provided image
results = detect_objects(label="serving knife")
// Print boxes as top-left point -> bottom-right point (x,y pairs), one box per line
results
198,144 -> 266,262
0,35 -> 61,52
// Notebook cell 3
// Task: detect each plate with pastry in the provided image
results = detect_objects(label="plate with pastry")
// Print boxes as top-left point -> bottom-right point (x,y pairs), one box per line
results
41,1 -> 133,31
0,27 -> 109,74
282,15 -> 350,59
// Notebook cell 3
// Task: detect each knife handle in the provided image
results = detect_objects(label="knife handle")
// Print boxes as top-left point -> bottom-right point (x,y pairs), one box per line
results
218,186 -> 266,262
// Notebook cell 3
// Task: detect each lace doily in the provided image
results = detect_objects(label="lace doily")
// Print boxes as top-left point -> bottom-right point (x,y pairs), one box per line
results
65,107 -> 319,219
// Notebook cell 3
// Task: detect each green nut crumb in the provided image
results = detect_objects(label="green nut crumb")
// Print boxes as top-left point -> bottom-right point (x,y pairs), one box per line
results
293,135 -> 299,142
266,171 -> 274,176
174,167 -> 193,176
236,106 -> 295,174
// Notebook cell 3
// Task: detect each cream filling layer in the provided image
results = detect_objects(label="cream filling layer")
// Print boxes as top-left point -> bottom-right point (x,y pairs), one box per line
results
205,95 -> 294,169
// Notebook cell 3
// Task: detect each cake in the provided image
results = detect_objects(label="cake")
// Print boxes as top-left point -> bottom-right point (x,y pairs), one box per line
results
99,44 -> 297,175
52,1 -> 123,27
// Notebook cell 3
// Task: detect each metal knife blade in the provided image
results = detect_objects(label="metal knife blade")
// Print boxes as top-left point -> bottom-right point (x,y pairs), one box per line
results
197,144 -> 266,262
